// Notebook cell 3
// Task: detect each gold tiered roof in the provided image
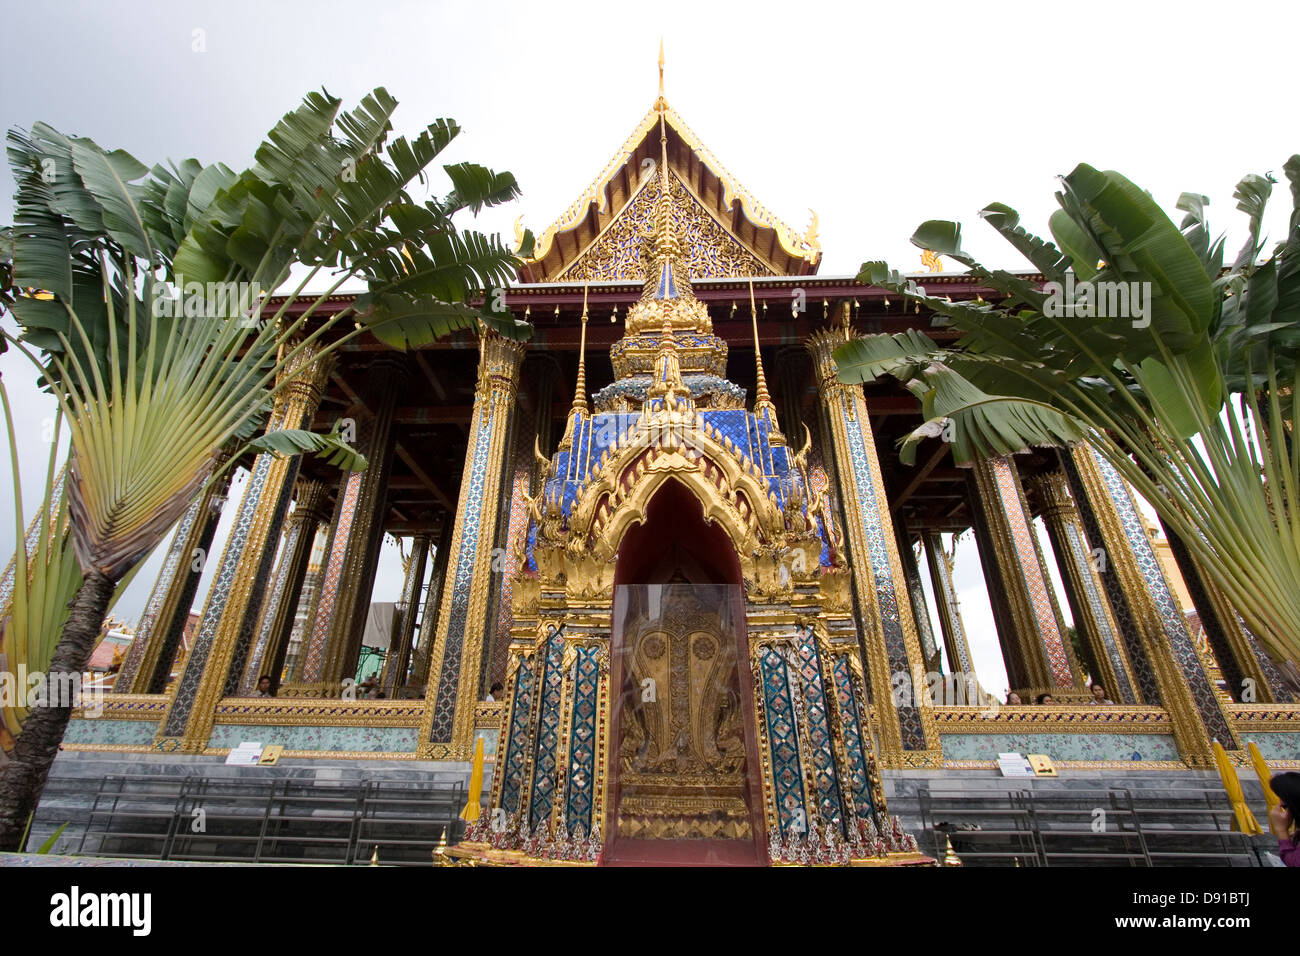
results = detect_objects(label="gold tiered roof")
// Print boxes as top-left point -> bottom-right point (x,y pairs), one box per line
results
515,70 -> 820,283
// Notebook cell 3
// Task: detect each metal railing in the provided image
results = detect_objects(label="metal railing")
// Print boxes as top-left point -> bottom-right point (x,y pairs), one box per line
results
76,774 -> 468,865
919,786 -> 1263,866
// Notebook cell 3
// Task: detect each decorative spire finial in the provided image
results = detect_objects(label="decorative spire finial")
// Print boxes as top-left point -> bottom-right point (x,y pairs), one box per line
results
750,280 -> 785,446
571,283 -> 590,414
657,38 -> 666,110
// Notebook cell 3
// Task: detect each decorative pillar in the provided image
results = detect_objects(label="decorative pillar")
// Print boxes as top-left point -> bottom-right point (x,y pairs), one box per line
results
1028,470 -> 1139,705
968,455 -> 1081,694
417,332 -> 525,758
410,517 -> 452,688
1061,443 -> 1237,763
895,518 -> 942,675
380,531 -> 431,696
806,328 -> 939,764
1157,520 -> 1294,704
115,465 -> 231,694
154,342 -> 331,752
299,357 -> 405,693
237,478 -> 329,693
922,531 -> 977,682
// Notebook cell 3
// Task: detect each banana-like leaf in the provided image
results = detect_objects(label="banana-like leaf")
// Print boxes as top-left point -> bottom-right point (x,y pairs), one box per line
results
905,364 -> 1084,465
245,427 -> 369,472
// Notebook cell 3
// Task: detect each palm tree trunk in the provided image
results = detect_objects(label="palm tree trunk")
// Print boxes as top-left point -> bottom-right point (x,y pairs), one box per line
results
0,569 -> 116,851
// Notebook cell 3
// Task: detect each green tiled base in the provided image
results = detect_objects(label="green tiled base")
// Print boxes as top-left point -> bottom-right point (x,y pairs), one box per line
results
939,732 -> 1178,762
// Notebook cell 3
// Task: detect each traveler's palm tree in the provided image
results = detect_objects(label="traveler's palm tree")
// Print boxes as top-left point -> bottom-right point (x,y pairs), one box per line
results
0,88 -> 532,848
833,159 -> 1300,676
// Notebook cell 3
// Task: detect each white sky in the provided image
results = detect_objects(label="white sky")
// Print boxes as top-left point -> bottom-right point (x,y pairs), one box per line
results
3,0 -> 1297,693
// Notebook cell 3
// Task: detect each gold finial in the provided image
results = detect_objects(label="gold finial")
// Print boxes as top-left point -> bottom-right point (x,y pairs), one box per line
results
921,248 -> 943,273
572,284 -> 589,414
557,287 -> 589,451
749,280 -> 785,446
657,38 -> 666,110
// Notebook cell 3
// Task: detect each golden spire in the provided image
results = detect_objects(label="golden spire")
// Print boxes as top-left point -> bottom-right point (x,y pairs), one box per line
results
571,283 -> 590,414
657,38 -> 666,111
557,285 -> 590,451
750,280 -> 785,445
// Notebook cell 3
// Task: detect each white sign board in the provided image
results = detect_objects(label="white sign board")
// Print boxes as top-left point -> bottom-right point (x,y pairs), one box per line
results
996,751 -> 1035,778
225,741 -> 263,766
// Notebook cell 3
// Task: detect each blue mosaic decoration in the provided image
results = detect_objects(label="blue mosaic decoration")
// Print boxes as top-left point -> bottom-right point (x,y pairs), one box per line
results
240,517 -> 303,694
793,633 -> 845,832
830,655 -> 876,820
1061,452 -> 1163,706
222,461 -> 298,698
498,654 -> 537,814
1088,450 -> 1237,745
564,646 -> 600,837
528,628 -> 566,829
760,647 -> 807,838
162,452 -> 296,737
838,393 -> 926,749
1062,520 -> 1137,704
429,402 -> 497,742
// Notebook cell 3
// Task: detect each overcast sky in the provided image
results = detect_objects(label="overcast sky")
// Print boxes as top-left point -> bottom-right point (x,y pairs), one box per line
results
3,0 -> 1297,694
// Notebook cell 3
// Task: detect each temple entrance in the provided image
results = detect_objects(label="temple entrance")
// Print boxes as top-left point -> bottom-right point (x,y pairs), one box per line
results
604,480 -> 767,866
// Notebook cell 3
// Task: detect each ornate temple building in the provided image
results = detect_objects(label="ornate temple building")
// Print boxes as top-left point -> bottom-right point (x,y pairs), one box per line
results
42,67 -> 1299,866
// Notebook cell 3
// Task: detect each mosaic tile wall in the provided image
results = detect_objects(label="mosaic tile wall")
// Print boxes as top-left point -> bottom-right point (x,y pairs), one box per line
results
498,655 -> 537,814
528,629 -> 566,829
793,635 -> 845,831
64,718 -> 160,747
830,655 -> 877,819
297,471 -> 362,682
429,400 -> 500,742
1087,449 -> 1236,744
161,451 -> 298,738
759,646 -> 807,838
988,457 -> 1074,686
939,732 -> 1179,762
1238,732 -> 1300,761
1061,452 -> 1163,704
207,723 -> 419,753
1061,520 -> 1137,703
838,392 -> 926,749
564,646 -> 601,837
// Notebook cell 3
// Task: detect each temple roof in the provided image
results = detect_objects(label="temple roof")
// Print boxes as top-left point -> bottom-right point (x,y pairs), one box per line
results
516,103 -> 821,283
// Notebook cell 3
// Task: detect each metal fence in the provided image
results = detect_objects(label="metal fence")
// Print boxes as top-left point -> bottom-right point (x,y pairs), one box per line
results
918,786 -> 1267,866
76,774 -> 468,865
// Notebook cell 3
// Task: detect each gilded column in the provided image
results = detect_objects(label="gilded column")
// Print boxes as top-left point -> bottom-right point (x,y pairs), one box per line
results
301,357 -> 406,692
1028,470 -> 1139,705
894,518 -> 942,675
380,531 -> 431,696
921,531 -> 977,683
238,478 -> 329,693
154,342 -> 331,752
968,455 -> 1081,694
115,465 -> 231,694
1157,519 -> 1294,704
806,328 -> 939,765
1062,443 -> 1237,763
417,331 -> 525,758
410,517 -> 452,688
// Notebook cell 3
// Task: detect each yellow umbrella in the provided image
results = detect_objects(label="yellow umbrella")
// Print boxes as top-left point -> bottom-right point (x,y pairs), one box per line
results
1247,742 -> 1280,814
460,736 -> 485,822
1213,740 -> 1262,835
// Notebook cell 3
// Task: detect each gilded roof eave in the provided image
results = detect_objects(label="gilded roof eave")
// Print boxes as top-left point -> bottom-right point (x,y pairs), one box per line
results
518,104 -> 821,281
